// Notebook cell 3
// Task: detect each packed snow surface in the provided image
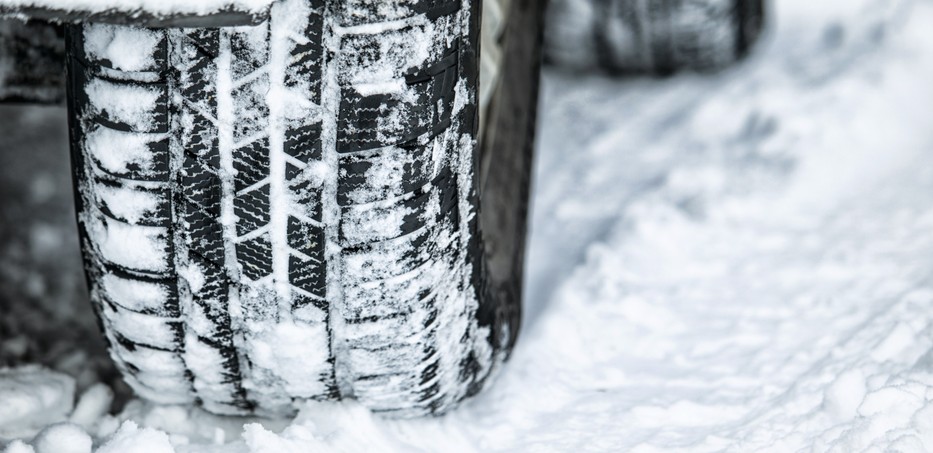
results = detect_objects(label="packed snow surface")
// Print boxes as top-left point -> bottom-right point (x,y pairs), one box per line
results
4,0 -> 933,450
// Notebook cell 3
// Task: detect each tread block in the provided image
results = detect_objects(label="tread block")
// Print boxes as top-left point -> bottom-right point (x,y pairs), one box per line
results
336,90 -> 432,153
181,55 -> 217,106
339,186 -> 432,246
289,178 -> 323,221
337,144 -> 432,206
185,204 -> 225,265
183,114 -> 220,163
184,335 -> 249,401
85,77 -> 169,133
435,167 -> 459,225
85,126 -> 170,181
100,271 -> 179,317
234,184 -> 271,236
119,370 -> 191,404
342,227 -> 456,283
285,8 -> 324,101
233,137 -> 271,192
91,215 -> 172,274
344,346 -> 436,377
342,283 -> 434,323
344,313 -> 439,346
238,234 -> 273,281
284,123 -> 322,163
230,25 -> 269,80
182,160 -> 222,213
336,25 -> 449,152
94,181 -> 171,227
293,293 -> 328,317
287,216 -> 325,260
412,0 -> 461,20
109,334 -> 187,378
336,0 -> 459,26
186,297 -> 231,340
102,300 -> 182,352
184,29 -> 220,60
188,253 -> 227,301
289,254 -> 325,298
335,38 -> 461,153
81,24 -> 167,72
285,162 -> 304,182
232,81 -> 270,141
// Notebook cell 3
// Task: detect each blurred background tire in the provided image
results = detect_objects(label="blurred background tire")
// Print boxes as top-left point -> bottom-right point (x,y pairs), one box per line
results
0,19 -> 64,103
545,0 -> 766,74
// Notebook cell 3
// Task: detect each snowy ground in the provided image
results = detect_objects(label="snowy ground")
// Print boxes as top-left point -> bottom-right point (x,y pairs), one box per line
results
3,0 -> 933,450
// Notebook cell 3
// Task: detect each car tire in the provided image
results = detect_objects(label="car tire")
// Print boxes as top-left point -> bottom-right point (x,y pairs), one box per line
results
545,0 -> 766,74
65,0 -> 542,417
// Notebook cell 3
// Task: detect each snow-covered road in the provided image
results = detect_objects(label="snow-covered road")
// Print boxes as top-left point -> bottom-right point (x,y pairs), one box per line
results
4,0 -> 933,450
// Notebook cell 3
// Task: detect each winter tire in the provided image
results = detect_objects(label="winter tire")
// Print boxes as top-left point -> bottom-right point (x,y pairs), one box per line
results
545,0 -> 766,74
65,0 -> 542,417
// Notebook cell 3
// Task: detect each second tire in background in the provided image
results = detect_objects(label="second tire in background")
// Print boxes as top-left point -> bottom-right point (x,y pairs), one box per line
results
545,0 -> 766,74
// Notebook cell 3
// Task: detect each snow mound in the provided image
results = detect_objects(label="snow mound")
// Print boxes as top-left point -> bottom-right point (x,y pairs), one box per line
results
96,422 -> 172,453
32,423 -> 92,453
0,367 -> 74,439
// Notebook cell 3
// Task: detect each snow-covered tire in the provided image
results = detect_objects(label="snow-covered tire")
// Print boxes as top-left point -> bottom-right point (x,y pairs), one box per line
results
64,0 -> 542,417
545,0 -> 766,73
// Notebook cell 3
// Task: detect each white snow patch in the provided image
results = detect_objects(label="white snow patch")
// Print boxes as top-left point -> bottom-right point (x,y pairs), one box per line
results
823,369 -> 866,421
0,367 -> 74,438
100,273 -> 168,313
101,303 -> 178,348
178,262 -> 205,296
96,185 -> 160,225
96,421 -> 174,453
84,24 -> 162,72
69,384 -> 114,430
32,423 -> 92,453
244,321 -> 331,398
2,441 -> 35,453
84,127 -> 161,176
88,215 -> 168,272
85,79 -> 161,131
